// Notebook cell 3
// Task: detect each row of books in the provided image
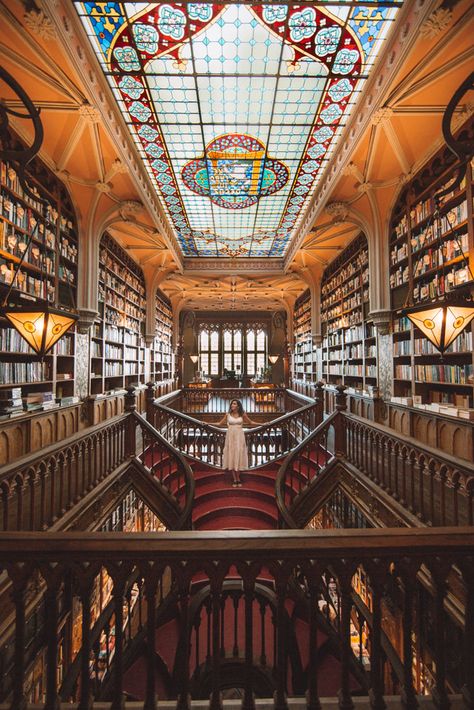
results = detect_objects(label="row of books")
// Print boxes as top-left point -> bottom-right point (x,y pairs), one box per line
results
413,235 -> 469,278
390,265 -> 409,289
0,258 -> 55,299
414,330 -> 472,354
100,268 -> 146,308
414,364 -> 473,384
0,362 -> 51,385
413,266 -> 471,301
100,250 -> 145,295
0,167 -> 58,222
322,249 -> 368,295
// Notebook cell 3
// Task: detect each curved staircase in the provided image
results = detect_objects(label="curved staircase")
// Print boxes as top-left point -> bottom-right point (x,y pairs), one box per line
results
191,463 -> 280,530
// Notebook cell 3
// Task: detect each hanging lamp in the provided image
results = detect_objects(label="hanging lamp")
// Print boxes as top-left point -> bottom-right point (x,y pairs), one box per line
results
402,73 -> 474,355
0,66 -> 78,357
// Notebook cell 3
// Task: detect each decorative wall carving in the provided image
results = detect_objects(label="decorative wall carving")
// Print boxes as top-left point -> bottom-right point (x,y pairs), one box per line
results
75,332 -> 90,399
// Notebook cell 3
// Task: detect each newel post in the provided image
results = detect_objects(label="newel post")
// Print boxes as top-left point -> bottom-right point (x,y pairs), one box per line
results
314,381 -> 324,426
124,387 -> 137,458
334,385 -> 347,457
145,381 -> 156,424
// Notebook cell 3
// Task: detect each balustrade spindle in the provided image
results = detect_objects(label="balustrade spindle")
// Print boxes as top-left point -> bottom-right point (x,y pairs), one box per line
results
431,568 -> 450,710
44,582 -> 60,710
77,577 -> 94,710
143,568 -> 157,710
461,560 -> 474,708
205,597 -> 212,667
177,583 -> 191,710
399,569 -> 417,710
274,573 -> 289,710
220,594 -> 226,658
110,571 -> 127,710
10,575 -> 27,710
232,593 -> 239,658
307,571 -> 322,710
194,614 -> 201,677
439,468 -> 447,526
28,470 -> 36,530
210,575 -> 224,710
243,577 -> 256,710
368,572 -> 386,710
39,466 -> 47,530
338,572 -> 355,710
259,599 -> 267,666
15,476 -> 24,531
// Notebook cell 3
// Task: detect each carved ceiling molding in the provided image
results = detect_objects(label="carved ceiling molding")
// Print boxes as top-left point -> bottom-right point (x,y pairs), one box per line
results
23,9 -> 57,41
183,258 -> 285,273
43,0 -> 183,271
419,7 -> 453,37
283,0 -> 439,270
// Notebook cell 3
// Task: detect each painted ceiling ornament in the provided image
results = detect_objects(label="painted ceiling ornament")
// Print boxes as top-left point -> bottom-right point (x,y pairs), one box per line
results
419,7 -> 453,37
182,134 -> 289,210
24,9 -> 56,40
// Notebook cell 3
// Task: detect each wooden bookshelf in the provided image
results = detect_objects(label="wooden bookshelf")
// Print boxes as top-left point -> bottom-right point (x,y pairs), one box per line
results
292,289 -> 315,390
0,145 -> 78,412
151,288 -> 174,392
91,233 -> 146,395
390,133 -> 474,413
321,234 -> 377,393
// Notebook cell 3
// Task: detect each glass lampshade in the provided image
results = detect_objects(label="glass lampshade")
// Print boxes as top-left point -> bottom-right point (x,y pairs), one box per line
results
405,300 -> 474,354
3,303 -> 78,356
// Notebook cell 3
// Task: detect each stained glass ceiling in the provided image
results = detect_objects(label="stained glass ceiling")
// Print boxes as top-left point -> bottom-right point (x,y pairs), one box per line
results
75,2 -> 402,258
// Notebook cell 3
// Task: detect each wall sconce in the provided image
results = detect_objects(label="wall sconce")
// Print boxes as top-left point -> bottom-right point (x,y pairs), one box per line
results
269,355 -> 279,364
190,354 -> 199,363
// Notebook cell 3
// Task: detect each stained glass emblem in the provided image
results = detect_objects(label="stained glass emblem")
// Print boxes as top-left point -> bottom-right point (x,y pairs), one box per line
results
74,1 -> 402,257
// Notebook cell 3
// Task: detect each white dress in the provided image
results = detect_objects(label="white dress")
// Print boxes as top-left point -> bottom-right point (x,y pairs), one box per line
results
222,414 -> 249,471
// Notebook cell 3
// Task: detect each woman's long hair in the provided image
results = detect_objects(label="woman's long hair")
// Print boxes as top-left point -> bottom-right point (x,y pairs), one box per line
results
228,399 -> 244,416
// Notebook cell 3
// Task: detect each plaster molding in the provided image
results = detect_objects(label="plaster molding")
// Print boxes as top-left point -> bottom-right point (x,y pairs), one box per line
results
419,7 -> 453,37
77,103 -> 101,124
370,106 -> 394,127
23,9 -> 57,40
283,0 -> 438,269
183,257 -> 284,273
325,201 -> 350,222
77,308 -> 99,334
370,310 -> 393,335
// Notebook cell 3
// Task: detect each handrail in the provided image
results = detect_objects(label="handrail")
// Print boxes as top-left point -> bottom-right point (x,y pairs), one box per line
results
276,387 -> 474,529
164,386 -> 307,416
344,410 -> 474,526
276,411 -> 339,528
149,398 -> 321,468
0,413 -> 130,531
131,410 -> 195,529
0,531 -> 472,707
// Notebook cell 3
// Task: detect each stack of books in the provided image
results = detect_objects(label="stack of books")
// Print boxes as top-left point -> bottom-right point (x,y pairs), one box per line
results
0,387 -> 23,417
23,391 -> 58,412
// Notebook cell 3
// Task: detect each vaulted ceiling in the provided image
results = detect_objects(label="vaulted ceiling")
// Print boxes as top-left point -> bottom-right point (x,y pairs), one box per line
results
0,0 -> 473,314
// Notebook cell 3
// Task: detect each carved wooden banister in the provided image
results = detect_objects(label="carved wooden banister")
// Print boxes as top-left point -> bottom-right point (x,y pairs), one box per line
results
344,412 -> 474,527
0,529 -> 472,709
0,414 -> 129,532
131,410 -> 195,530
277,403 -> 474,530
275,410 -> 340,528
148,398 -> 321,467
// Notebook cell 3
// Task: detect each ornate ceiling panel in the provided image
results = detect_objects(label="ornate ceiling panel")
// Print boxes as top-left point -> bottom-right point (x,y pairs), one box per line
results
74,1 -> 402,258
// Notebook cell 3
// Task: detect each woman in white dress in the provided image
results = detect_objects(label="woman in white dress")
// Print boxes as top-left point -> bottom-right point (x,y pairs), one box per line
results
216,399 -> 258,486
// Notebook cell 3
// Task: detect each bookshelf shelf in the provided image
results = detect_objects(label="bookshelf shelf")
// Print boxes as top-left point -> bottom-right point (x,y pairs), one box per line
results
321,234 -> 377,394
390,130 -> 474,413
92,233 -> 146,396
0,144 -> 78,417
151,288 -> 174,393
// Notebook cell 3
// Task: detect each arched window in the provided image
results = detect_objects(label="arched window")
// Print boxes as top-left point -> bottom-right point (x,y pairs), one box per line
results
223,328 -> 242,373
246,329 -> 267,376
199,329 -> 219,375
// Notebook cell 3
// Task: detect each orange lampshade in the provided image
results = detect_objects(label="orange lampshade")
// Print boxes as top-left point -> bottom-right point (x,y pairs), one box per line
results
3,303 -> 77,356
405,299 -> 474,354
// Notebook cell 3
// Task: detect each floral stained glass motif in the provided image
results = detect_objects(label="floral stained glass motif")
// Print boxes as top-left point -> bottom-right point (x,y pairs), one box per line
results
74,1 -> 402,258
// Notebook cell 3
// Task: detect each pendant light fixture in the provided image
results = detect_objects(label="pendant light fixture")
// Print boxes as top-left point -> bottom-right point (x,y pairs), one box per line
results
402,73 -> 474,355
0,66 -> 78,357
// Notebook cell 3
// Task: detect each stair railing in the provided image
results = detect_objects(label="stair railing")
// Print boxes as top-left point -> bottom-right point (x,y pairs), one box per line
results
1,528 -> 472,709
276,385 -> 474,529
158,386 -> 308,416
146,394 -> 322,468
124,387 -> 195,530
